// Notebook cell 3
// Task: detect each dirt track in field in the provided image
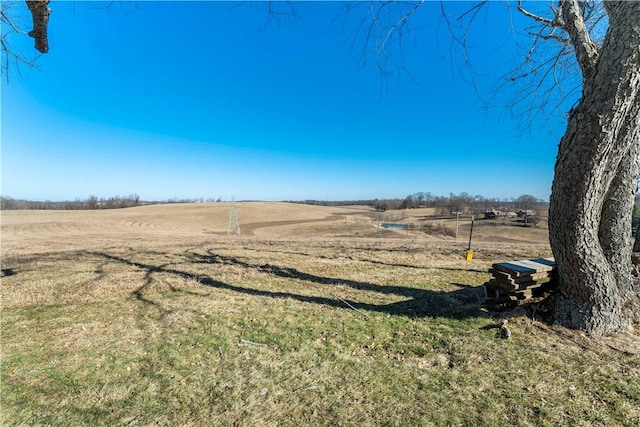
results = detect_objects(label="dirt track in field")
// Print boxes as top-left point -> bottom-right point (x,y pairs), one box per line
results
239,215 -> 344,233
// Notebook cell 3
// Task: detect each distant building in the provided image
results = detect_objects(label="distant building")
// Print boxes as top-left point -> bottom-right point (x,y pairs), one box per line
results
516,210 -> 539,225
516,210 -> 536,219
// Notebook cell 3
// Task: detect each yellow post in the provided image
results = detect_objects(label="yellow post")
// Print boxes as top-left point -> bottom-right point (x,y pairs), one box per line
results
466,216 -> 475,261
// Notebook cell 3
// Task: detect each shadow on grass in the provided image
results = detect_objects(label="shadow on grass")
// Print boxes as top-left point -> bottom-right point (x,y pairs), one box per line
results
91,249 -> 488,320
240,246 -> 485,273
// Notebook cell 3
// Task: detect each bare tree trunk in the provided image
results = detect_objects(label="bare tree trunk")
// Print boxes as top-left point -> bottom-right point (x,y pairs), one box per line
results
26,0 -> 50,53
549,1 -> 640,336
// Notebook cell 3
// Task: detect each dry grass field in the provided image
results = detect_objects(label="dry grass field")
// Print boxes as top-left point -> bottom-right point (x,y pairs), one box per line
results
1,202 -> 639,426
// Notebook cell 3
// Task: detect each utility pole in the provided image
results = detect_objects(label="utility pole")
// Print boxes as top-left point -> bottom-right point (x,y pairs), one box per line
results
453,212 -> 462,239
228,196 -> 240,235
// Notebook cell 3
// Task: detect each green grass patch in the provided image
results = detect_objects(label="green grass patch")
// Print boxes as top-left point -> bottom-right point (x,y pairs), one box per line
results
2,241 -> 639,426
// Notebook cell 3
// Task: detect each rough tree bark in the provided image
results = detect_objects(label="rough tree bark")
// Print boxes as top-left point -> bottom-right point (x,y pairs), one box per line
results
548,0 -> 640,336
26,0 -> 50,53
357,0 -> 640,336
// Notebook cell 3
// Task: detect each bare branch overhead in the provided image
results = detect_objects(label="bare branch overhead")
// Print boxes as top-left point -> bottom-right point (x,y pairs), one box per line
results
517,0 -> 563,27
559,0 -> 600,82
25,0 -> 50,54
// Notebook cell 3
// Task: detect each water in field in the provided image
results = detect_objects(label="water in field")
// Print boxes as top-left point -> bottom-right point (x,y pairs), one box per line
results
380,223 -> 406,230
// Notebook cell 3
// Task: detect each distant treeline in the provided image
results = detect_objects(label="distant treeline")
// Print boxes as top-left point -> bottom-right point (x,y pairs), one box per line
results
4,192 -> 637,218
0,194 -> 228,210
287,192 -> 551,216
0,195 -> 143,210
1,192 -> 545,213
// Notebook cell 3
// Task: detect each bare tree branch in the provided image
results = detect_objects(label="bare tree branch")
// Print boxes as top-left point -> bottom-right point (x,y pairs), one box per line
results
1,2 -> 40,82
25,0 -> 51,54
377,0 -> 424,57
248,1 -> 299,32
336,1 -> 432,94
517,0 -> 562,27
559,0 -> 599,81
1,9 -> 27,34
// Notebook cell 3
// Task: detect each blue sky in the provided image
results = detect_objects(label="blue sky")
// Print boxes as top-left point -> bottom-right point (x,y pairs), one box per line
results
2,1 -> 574,202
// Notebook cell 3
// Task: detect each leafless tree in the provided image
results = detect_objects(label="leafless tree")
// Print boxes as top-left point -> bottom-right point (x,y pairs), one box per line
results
348,0 -> 639,336
527,0 -> 639,336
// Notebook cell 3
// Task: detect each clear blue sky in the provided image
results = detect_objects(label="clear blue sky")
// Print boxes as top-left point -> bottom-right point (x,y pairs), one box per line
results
1,1 -> 573,202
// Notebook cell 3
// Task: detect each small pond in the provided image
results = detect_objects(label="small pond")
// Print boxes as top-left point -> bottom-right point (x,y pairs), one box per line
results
380,223 -> 407,230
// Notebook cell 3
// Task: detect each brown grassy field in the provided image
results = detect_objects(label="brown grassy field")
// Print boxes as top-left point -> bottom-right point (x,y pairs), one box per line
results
2,202 -> 639,426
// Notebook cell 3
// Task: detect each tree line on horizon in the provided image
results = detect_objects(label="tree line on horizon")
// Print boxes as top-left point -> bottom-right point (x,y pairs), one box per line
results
0,194 -> 225,210
1,192 -> 544,213
290,192 -> 551,216
0,194 -> 148,210
3,192 -> 638,229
